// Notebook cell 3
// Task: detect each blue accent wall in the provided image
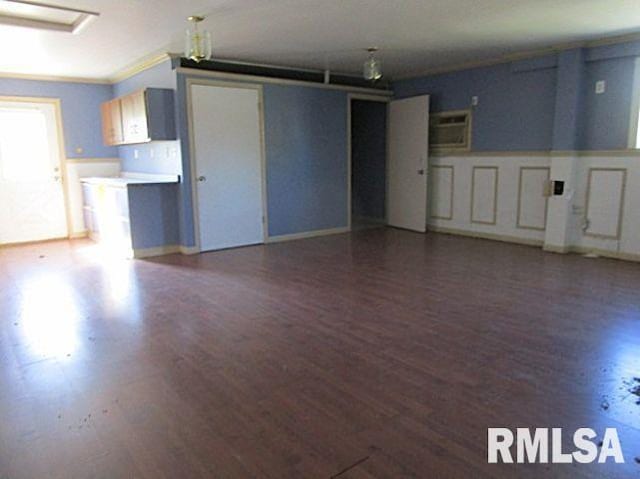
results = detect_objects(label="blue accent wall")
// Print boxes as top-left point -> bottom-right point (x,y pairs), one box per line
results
263,84 -> 348,237
393,60 -> 558,151
552,49 -> 585,151
0,78 -> 116,158
393,40 -> 640,152
351,99 -> 386,220
127,184 -> 180,249
113,60 -> 176,97
175,74 -> 350,246
580,56 -> 636,150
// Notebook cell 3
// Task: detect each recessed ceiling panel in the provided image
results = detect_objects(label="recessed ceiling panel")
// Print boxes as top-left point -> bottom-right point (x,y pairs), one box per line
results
0,0 -> 98,33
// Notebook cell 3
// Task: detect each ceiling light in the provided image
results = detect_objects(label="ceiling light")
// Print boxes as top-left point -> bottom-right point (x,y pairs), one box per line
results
363,47 -> 382,82
0,0 -> 99,34
185,15 -> 212,63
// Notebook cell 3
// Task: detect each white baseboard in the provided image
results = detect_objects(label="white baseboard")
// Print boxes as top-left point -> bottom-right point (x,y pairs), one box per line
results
69,231 -> 88,239
267,226 -> 350,243
429,225 -> 544,247
432,227 -> 640,263
132,245 -> 181,259
543,244 -> 570,254
179,245 -> 200,255
566,246 -> 640,263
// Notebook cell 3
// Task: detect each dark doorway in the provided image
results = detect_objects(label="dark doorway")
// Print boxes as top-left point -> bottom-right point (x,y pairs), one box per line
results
350,99 -> 387,229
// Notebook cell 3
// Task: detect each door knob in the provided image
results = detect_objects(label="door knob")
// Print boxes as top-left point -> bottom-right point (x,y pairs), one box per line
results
417,169 -> 425,175
197,176 -> 206,182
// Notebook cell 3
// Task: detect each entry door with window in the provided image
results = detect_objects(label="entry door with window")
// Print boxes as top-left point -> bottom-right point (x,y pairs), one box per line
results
0,101 -> 67,244
190,83 -> 265,252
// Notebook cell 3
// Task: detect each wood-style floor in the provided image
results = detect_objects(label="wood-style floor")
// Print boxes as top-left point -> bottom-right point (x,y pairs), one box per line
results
1,228 -> 640,478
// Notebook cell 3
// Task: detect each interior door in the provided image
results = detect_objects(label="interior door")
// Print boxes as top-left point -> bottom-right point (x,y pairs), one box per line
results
387,95 -> 430,232
190,83 -> 264,252
0,101 -> 67,244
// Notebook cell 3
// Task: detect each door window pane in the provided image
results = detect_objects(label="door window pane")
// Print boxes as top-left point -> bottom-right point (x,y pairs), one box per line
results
0,108 -> 51,182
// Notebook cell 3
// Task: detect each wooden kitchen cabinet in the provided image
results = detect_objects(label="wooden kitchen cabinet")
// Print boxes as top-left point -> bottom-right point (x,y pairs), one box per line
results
101,88 -> 176,146
121,90 -> 149,144
100,99 -> 124,146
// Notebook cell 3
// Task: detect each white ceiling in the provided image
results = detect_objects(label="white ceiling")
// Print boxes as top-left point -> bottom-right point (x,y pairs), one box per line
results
1,0 -> 640,81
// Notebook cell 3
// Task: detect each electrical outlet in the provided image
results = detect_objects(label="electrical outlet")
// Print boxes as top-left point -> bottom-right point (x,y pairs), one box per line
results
595,80 -> 606,94
471,96 -> 479,106
133,149 -> 139,159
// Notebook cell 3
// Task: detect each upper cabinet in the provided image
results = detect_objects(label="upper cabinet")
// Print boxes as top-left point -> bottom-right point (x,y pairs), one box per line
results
101,88 -> 176,146
101,99 -> 124,145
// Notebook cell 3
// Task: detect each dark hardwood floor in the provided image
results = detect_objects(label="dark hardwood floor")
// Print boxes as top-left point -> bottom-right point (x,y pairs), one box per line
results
1,228 -> 640,478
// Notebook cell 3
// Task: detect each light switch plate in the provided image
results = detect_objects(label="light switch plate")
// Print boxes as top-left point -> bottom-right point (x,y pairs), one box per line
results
595,80 -> 606,94
471,96 -> 479,106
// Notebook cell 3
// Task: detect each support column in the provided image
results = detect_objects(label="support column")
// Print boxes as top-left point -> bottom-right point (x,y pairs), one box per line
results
544,49 -> 585,252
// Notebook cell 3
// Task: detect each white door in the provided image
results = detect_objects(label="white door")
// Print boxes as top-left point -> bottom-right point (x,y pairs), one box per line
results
387,95 -> 430,232
0,101 -> 67,244
190,83 -> 265,251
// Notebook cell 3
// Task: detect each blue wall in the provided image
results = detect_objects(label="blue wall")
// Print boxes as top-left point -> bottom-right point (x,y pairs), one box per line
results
0,78 -> 116,158
393,40 -> 640,152
113,60 -> 176,97
263,84 -> 348,236
128,184 -> 180,249
351,99 -> 386,220
176,74 -> 351,246
580,56 -> 636,150
394,59 -> 558,151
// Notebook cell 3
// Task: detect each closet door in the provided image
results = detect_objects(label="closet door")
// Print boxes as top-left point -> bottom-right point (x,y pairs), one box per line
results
189,83 -> 265,251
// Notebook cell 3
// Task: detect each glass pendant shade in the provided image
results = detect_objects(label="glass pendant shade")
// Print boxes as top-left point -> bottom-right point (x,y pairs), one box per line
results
185,16 -> 212,63
363,49 -> 382,81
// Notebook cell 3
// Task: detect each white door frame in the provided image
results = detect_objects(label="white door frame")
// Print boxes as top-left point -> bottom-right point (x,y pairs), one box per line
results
186,78 -> 269,253
347,93 -> 391,229
0,96 -> 71,242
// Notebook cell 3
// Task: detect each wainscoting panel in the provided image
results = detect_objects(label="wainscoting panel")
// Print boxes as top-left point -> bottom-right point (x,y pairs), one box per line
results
517,167 -> 550,231
428,154 -> 550,245
471,166 -> 498,225
429,152 -> 640,261
429,165 -> 454,220
584,168 -> 626,240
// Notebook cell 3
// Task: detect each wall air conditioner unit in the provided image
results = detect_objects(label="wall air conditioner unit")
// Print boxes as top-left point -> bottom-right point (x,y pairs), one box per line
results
429,110 -> 472,151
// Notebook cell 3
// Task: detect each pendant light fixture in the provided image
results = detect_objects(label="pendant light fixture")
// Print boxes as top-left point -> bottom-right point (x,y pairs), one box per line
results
363,47 -> 382,81
184,15 -> 212,63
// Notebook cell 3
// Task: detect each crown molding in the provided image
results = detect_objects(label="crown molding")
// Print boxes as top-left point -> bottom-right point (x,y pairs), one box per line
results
108,52 -> 174,83
0,70 -> 110,84
394,30 -> 640,81
0,52 -> 175,86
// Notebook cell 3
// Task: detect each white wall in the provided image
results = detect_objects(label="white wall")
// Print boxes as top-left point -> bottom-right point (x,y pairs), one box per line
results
428,152 -> 640,262
428,154 -> 551,246
570,154 -> 640,259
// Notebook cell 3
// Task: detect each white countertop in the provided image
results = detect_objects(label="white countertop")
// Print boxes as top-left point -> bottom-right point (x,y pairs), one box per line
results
81,172 -> 179,186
